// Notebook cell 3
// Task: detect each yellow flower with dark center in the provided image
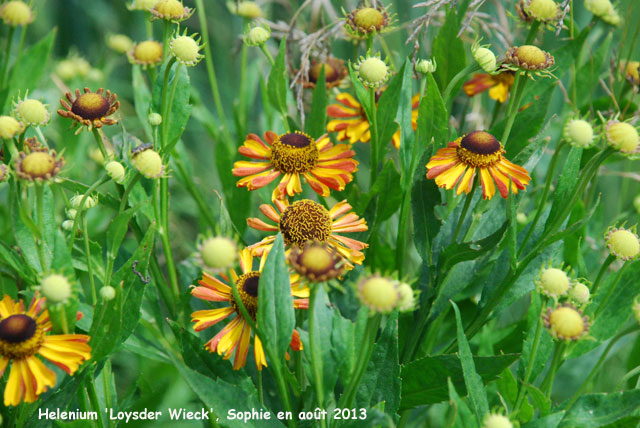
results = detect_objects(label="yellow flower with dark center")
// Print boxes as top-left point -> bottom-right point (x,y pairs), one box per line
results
327,92 -> 419,148
150,0 -> 193,22
505,45 -> 555,72
0,1 -> 34,26
190,248 -> 307,370
247,198 -> 368,266
128,40 -> 163,68
288,241 -> 346,282
57,88 -> 119,133
15,141 -> 64,183
344,6 -> 391,38
300,57 -> 348,90
233,131 -> 358,201
425,131 -> 531,199
0,294 -> 91,406
463,70 -> 515,103
544,303 -> 590,341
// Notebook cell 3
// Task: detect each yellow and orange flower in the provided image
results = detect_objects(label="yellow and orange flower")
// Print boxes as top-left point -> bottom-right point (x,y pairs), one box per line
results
191,248 -> 307,370
232,131 -> 358,201
425,131 -> 531,199
247,198 -> 368,266
0,294 -> 91,406
327,92 -> 419,149
463,70 -> 515,103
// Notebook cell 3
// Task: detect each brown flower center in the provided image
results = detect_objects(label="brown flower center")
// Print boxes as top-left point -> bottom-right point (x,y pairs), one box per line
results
0,314 -> 44,359
310,62 -> 338,83
72,93 -> 110,120
21,151 -> 56,177
460,131 -> 501,155
279,200 -> 332,246
270,132 -> 319,173
233,271 -> 261,319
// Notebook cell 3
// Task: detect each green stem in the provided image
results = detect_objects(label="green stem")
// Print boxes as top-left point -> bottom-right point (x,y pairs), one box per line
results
67,175 -> 110,252
513,297 -> 546,412
158,177 -> 180,301
518,141 -> 566,256
594,261 -> 629,318
159,57 -> 177,150
308,285 -> 327,428
340,314 -> 381,409
259,44 -> 275,66
564,325 -> 640,410
161,63 -> 183,156
34,184 -> 47,272
173,154 -> 217,231
0,26 -> 15,89
442,62 -> 481,108
591,254 -> 615,294
501,71 -> 528,145
236,38 -> 249,135
525,21 -> 540,45
82,213 -> 97,305
86,378 -> 106,428
195,0 -> 234,146
540,341 -> 565,397
452,180 -> 477,242
91,128 -> 108,161
257,370 -> 264,405
118,172 -> 142,213
13,25 -> 27,73
161,20 -> 171,63
368,87 -> 379,187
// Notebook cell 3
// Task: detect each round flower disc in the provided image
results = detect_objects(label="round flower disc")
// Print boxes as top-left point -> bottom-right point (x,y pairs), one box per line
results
72,93 -> 110,120
22,152 -> 56,178
279,200 -> 332,246
271,132 -> 319,173
549,306 -> 585,339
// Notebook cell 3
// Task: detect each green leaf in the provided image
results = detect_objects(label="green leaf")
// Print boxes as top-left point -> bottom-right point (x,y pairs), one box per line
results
417,73 -> 448,155
168,352 -> 284,428
267,37 -> 288,115
213,139 -> 250,236
132,65 -> 153,140
304,286 -> 340,395
451,301 -> 489,422
544,146 -> 583,233
400,353 -> 518,409
152,62 -> 192,149
411,176 -> 442,263
2,29 -> 56,110
305,65 -> 327,137
526,384 -> 551,416
433,9 -> 466,91
522,412 -> 565,428
574,33 -> 613,108
496,366 -> 518,405
559,390 -> 640,428
378,59 -> 410,161
447,377 -> 477,428
357,159 -> 402,222
257,233 -> 295,362
89,226 -> 155,361
356,313 -> 400,414
348,63 -> 374,123
518,292 -> 554,386
106,204 -> 142,267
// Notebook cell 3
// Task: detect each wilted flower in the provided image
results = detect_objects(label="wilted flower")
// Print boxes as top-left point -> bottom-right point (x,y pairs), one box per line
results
300,57 -> 348,90
344,5 -> 392,38
57,88 -> 119,133
288,241 -> 346,282
15,141 -> 64,183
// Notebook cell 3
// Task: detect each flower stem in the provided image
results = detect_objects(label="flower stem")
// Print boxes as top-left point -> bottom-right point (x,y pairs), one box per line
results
82,212 -> 97,305
513,296 -> 547,412
564,324 -> 640,411
0,26 -> 15,89
525,21 -> 540,45
34,184 -> 47,272
594,261 -> 628,318
501,71 -> 528,145
161,20 -> 171,63
91,128 -> 108,161
452,180 -> 477,243
86,377 -> 106,428
161,63 -> 183,156
518,141 -> 567,256
308,285 -> 327,428
591,254 -> 615,294
159,57 -> 177,150
540,341 -> 565,397
340,313 -> 381,409
368,87 -> 379,187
